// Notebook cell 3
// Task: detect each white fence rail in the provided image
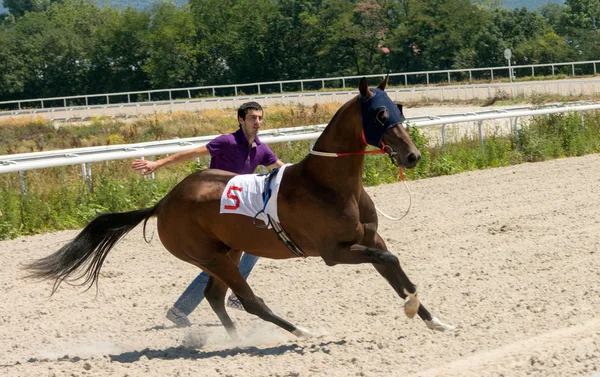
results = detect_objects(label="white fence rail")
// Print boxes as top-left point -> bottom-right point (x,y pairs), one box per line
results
1,79 -> 599,123
0,60 -> 598,113
2,102 -> 599,179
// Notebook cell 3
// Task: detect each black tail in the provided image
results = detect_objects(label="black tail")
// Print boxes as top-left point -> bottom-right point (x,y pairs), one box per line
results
25,205 -> 159,295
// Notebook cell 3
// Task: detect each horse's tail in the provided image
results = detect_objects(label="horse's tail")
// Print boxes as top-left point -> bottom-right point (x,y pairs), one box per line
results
25,203 -> 160,295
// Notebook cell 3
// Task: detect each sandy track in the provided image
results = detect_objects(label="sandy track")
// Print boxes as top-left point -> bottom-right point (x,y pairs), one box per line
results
1,154 -> 600,377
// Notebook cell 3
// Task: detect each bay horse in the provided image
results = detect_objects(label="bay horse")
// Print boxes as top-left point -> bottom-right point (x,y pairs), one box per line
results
26,77 -> 455,339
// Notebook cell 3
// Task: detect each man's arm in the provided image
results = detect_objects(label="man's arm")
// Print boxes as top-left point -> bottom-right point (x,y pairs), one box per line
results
132,145 -> 210,175
267,159 -> 285,169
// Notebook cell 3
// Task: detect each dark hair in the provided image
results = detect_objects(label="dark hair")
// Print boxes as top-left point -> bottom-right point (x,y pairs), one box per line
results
237,102 -> 263,120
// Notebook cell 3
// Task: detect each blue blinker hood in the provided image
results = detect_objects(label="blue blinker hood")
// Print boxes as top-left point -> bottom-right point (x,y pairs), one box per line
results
359,88 -> 406,148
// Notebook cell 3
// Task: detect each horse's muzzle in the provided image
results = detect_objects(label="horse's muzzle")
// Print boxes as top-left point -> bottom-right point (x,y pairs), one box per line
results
404,151 -> 421,168
385,145 -> 421,168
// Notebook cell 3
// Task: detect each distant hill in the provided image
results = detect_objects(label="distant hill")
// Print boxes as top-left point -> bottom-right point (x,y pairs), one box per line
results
503,0 -> 564,10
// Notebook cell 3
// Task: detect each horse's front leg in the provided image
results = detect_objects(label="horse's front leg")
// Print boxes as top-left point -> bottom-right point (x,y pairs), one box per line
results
320,238 -> 455,331
367,233 -> 455,331
321,242 -> 420,318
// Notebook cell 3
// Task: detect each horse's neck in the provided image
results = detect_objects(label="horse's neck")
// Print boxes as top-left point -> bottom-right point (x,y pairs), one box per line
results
300,101 -> 366,194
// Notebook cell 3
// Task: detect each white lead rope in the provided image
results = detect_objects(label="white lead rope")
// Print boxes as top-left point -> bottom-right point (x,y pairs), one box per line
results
309,149 -> 412,222
375,178 -> 412,221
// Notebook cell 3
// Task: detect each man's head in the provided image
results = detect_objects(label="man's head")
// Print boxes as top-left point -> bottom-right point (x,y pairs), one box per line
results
238,102 -> 264,140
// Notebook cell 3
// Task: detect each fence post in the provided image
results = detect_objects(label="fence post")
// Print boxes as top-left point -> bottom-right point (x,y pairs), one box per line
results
441,124 -> 446,153
87,163 -> 92,191
19,171 -> 26,196
478,120 -> 484,151
81,163 -> 87,186
513,117 -> 520,150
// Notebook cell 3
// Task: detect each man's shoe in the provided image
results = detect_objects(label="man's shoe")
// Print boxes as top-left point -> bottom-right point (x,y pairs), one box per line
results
166,306 -> 191,327
226,294 -> 244,311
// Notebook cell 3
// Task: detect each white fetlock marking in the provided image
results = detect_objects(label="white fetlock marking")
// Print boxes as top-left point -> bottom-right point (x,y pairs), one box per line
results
292,326 -> 313,338
403,288 -> 419,319
425,316 -> 456,332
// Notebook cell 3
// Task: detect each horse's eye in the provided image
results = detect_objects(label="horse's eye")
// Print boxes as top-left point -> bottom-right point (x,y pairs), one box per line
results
376,108 -> 388,126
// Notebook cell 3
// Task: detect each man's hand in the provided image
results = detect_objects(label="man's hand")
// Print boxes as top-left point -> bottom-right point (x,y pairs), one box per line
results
132,159 -> 159,175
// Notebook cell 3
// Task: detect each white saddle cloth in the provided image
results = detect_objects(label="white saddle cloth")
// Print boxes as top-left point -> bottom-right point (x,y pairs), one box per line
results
219,164 -> 291,228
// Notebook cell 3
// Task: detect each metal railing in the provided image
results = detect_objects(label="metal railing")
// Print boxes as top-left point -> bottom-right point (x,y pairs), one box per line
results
1,60 -> 598,112
1,78 -> 598,123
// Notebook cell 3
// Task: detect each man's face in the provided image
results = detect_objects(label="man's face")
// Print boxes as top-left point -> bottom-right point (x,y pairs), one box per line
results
239,109 -> 263,138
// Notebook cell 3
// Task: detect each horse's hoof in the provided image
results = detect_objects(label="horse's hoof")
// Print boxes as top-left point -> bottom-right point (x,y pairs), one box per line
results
425,316 -> 456,332
403,292 -> 419,319
292,326 -> 313,339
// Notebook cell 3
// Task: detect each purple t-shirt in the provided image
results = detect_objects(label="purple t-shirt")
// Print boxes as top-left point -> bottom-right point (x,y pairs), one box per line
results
206,128 -> 278,174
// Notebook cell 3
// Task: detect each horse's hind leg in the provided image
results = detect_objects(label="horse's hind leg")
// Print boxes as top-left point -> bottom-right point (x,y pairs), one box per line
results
204,249 -> 243,340
202,252 -> 310,338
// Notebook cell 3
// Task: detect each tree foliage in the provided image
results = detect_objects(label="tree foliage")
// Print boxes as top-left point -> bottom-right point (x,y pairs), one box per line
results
0,0 -> 597,102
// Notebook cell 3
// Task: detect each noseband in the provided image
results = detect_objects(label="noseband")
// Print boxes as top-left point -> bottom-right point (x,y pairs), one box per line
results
383,144 -> 398,166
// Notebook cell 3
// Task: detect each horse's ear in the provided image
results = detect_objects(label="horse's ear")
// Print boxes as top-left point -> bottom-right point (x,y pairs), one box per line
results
359,77 -> 371,99
378,75 -> 389,91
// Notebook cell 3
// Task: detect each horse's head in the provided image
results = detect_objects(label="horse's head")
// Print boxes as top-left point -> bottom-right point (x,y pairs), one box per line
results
358,77 -> 421,168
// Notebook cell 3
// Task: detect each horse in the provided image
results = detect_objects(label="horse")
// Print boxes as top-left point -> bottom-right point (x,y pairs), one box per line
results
26,77 -> 455,339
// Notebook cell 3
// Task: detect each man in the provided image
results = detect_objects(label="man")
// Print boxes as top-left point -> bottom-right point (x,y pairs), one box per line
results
133,102 -> 284,327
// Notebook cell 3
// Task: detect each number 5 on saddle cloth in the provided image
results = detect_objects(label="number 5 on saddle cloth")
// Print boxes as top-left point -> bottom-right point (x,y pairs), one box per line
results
218,164 -> 306,258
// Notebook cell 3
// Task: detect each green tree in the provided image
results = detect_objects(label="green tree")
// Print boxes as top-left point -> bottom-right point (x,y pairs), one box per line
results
0,0 -> 111,99
563,0 -> 600,58
263,0 -> 323,80
0,18 -> 26,99
2,0 -> 57,17
90,7 -> 151,93
144,2 -> 197,88
514,32 -> 576,64
317,0 -> 396,76
388,0 -> 490,73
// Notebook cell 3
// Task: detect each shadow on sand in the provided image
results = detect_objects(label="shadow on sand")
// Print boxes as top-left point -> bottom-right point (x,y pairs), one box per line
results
109,340 -> 346,363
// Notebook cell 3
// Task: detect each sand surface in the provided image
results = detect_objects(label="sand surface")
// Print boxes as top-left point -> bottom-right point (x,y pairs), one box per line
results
1,154 -> 600,377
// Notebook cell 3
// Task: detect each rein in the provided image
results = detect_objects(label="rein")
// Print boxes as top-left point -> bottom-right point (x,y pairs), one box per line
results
309,148 -> 412,222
